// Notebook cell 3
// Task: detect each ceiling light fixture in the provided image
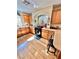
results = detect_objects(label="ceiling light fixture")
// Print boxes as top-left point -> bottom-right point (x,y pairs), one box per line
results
33,4 -> 38,8
22,0 -> 30,5
22,0 -> 38,8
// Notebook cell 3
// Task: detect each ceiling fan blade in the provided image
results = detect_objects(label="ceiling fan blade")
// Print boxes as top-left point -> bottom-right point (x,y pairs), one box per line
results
22,0 -> 30,5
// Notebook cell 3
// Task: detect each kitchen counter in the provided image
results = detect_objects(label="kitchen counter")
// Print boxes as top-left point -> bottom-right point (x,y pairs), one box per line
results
42,28 -> 61,50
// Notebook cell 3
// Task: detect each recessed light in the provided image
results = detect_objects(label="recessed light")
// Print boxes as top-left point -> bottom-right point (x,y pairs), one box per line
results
33,4 -> 38,8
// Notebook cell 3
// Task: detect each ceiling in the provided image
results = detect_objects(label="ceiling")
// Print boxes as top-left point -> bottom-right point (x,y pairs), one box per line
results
17,0 -> 61,13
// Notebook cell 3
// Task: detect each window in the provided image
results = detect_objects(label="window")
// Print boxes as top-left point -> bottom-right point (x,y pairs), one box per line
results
17,15 -> 24,28
33,15 -> 48,27
38,15 -> 48,25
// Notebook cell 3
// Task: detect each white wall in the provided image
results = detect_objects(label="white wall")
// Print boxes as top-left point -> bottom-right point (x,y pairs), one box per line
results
17,15 -> 23,28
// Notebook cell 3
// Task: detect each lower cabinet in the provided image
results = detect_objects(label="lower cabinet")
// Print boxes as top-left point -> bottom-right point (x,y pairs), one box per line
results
42,29 -> 49,39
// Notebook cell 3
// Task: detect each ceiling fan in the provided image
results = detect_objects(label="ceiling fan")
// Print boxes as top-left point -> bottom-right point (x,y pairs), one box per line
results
22,0 -> 30,5
22,0 -> 38,8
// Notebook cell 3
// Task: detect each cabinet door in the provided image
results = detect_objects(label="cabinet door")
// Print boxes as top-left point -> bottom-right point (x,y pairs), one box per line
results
51,4 -> 61,24
52,10 -> 61,24
29,16 -> 32,25
23,15 -> 30,24
30,27 -> 35,34
42,29 -> 49,39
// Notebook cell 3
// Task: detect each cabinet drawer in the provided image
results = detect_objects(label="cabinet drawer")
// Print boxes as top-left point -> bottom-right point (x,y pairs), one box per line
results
42,29 -> 49,39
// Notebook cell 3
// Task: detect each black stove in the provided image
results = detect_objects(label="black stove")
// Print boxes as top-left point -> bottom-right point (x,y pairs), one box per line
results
35,26 -> 42,39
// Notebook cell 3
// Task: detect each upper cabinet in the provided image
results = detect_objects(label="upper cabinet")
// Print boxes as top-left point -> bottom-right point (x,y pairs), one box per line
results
21,13 -> 32,25
51,4 -> 61,24
23,15 -> 29,23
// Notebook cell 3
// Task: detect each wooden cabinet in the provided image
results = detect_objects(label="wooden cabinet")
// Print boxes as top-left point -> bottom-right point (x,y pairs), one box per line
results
23,15 -> 30,24
30,27 -> 35,34
51,4 -> 61,24
29,16 -> 32,25
42,29 -> 49,39
17,27 -> 30,38
21,13 -> 32,25
52,10 -> 61,24
42,28 -> 54,40
41,28 -> 61,50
